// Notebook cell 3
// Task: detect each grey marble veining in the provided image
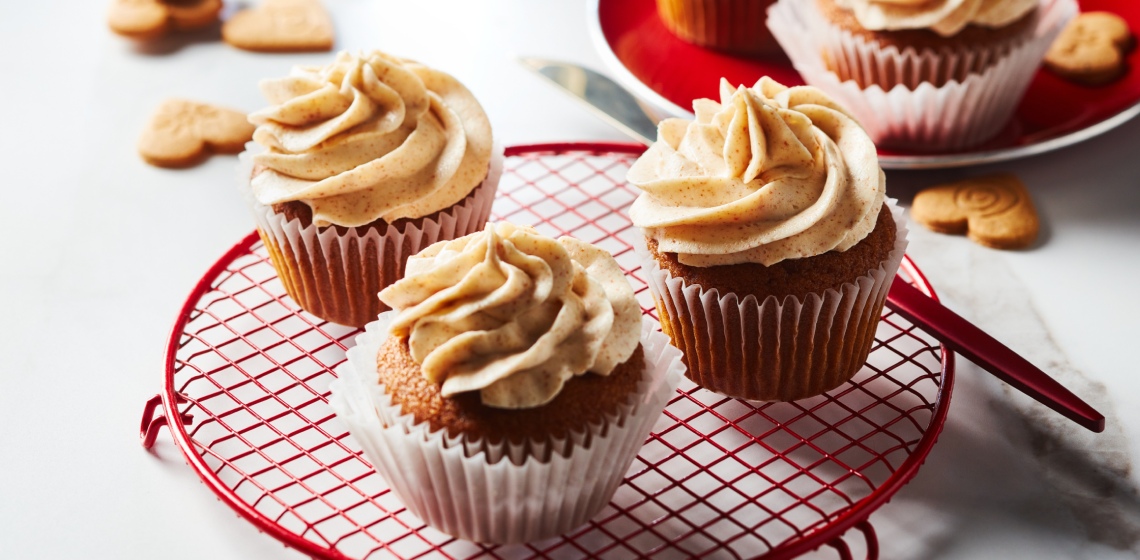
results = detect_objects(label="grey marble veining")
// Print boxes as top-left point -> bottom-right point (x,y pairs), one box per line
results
871,221 -> 1140,559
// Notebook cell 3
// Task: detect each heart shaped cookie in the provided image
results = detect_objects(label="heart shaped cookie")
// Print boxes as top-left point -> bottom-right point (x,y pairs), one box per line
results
911,174 -> 1040,250
138,99 -> 255,168
108,0 -> 222,40
1045,12 -> 1134,86
222,0 -> 334,53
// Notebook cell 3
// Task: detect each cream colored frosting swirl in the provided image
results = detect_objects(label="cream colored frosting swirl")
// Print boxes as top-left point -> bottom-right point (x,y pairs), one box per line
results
378,222 -> 642,410
834,0 -> 1038,37
248,50 -> 493,228
627,77 -> 884,267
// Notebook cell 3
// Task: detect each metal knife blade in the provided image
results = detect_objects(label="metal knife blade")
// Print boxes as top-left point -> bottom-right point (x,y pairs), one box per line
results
519,57 -> 660,146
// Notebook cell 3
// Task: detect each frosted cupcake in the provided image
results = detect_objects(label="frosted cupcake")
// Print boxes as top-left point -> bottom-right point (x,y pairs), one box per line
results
628,77 -> 908,402
240,50 -> 502,328
329,222 -> 685,544
768,0 -> 1077,149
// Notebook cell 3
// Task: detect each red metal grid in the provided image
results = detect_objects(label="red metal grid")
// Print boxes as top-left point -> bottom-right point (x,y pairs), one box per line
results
141,142 -> 953,560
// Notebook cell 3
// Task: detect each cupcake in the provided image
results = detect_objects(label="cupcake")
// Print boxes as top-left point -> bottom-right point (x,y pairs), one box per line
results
815,0 -> 1043,89
328,222 -> 685,544
240,50 -> 502,328
627,77 -> 908,402
657,0 -> 782,57
768,0 -> 1078,149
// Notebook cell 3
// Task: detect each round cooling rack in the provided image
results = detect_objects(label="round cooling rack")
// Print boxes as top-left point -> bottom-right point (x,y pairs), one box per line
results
141,142 -> 955,560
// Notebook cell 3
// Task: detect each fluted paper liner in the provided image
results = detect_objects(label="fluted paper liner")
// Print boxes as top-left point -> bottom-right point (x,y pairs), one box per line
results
328,315 -> 685,544
237,143 -> 504,328
641,201 -> 908,402
657,0 -> 781,56
767,0 -> 1077,150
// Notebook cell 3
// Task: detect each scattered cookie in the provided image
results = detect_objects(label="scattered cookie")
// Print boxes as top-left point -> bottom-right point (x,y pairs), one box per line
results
108,0 -> 222,41
911,174 -> 1040,250
222,0 -> 334,53
1045,12 -> 1134,86
138,99 -> 254,168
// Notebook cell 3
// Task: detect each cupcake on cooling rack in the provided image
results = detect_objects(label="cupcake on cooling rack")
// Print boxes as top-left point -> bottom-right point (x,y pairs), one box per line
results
239,50 -> 502,328
767,0 -> 1077,150
328,222 -> 685,544
628,76 -> 908,402
657,0 -> 782,57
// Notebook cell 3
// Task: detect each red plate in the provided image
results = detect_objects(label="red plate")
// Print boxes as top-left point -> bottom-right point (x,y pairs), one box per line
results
590,0 -> 1140,169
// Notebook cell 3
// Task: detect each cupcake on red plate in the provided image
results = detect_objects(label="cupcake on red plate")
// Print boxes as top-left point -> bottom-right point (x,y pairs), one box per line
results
239,50 -> 502,328
628,76 -> 908,402
768,0 -> 1077,150
657,0 -> 782,57
329,222 -> 685,544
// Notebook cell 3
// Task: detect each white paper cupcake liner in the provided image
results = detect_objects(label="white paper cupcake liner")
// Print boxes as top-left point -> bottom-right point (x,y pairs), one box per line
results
328,314 -> 685,544
237,143 -> 504,328
640,201 -> 908,402
768,0 -> 1077,150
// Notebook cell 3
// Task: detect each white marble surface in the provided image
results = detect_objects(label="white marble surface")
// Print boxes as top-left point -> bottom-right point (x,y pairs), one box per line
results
1,1 -> 1138,558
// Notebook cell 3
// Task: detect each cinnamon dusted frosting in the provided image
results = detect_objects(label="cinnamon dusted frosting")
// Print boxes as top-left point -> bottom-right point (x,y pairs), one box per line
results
248,50 -> 493,228
627,77 -> 884,267
378,223 -> 642,410
833,0 -> 1038,37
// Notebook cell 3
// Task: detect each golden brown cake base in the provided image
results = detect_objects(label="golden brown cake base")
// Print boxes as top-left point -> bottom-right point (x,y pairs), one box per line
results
649,204 -> 898,402
258,173 -> 489,329
658,0 -> 782,57
376,336 -> 647,447
649,204 -> 897,301
815,0 -> 1038,88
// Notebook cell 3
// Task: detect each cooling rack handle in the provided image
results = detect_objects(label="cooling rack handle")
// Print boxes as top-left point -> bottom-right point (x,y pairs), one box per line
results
886,276 -> 1105,433
140,394 -> 193,450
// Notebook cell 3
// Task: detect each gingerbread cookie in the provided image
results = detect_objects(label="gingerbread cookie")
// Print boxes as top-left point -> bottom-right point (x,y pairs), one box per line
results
911,174 -> 1040,250
222,0 -> 334,53
108,0 -> 222,41
138,99 -> 254,168
1045,12 -> 1134,86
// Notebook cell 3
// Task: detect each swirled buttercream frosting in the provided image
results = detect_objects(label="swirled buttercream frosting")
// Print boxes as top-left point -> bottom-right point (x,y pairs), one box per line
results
248,50 -> 493,228
833,0 -> 1038,37
627,77 -> 885,267
378,223 -> 642,410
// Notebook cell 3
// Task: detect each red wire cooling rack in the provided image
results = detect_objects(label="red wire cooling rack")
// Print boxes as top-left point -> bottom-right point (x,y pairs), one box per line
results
141,142 -> 954,560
